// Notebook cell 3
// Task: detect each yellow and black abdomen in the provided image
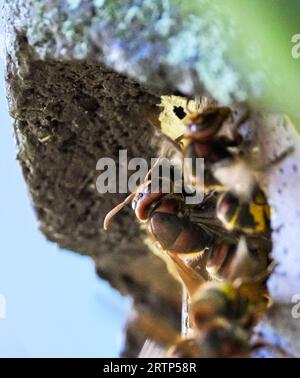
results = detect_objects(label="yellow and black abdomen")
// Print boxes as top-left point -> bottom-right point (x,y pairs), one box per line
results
216,190 -> 270,235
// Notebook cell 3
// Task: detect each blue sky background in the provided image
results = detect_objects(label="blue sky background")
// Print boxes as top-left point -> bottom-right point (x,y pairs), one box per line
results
0,3 -> 130,357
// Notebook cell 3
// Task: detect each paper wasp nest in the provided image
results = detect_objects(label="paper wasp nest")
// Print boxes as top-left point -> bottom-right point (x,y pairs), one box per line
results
251,114 -> 300,357
4,0 -> 300,357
